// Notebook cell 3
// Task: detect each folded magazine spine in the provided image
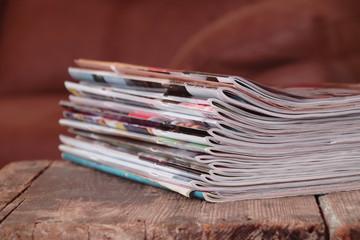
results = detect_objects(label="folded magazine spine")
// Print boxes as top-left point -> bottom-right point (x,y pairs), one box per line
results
62,153 -> 205,200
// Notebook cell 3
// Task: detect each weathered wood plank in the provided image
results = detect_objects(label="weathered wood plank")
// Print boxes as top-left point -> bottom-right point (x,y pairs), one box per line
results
0,161 -> 325,239
319,191 -> 360,240
0,193 -> 26,224
0,160 -> 52,211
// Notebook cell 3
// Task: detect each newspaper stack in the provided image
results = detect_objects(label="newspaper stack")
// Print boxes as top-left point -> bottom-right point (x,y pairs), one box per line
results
59,59 -> 360,202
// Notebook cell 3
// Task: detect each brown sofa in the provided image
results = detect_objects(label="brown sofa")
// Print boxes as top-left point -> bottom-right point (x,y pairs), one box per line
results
1,0 -> 359,168
0,0 -> 248,168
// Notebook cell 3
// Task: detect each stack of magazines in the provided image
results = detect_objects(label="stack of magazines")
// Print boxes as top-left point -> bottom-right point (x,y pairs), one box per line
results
59,59 -> 360,202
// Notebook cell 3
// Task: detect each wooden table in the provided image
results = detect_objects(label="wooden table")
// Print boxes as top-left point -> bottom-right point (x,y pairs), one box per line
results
0,160 -> 359,239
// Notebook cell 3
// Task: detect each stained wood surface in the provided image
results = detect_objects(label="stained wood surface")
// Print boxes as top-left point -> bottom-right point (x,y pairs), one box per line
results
319,191 -> 360,240
0,160 -> 357,239
0,160 -> 52,211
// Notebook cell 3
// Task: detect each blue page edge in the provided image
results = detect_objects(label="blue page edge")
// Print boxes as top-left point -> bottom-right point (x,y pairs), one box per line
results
62,153 -> 205,200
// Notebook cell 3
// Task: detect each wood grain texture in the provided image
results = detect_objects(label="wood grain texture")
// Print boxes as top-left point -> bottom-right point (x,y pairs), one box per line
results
0,160 -> 52,211
0,161 -> 325,239
319,191 -> 360,240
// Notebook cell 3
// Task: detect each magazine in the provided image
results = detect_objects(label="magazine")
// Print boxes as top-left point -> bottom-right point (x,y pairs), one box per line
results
59,59 -> 360,202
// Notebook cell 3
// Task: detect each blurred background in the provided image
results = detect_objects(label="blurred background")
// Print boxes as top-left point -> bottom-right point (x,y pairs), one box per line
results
0,0 -> 359,168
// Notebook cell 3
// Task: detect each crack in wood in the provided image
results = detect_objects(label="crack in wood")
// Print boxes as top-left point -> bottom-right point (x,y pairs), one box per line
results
0,194 -> 26,224
316,195 -> 330,240
144,221 -> 147,240
0,161 -> 53,224
317,191 -> 360,240
32,221 -> 35,240
86,225 -> 90,240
